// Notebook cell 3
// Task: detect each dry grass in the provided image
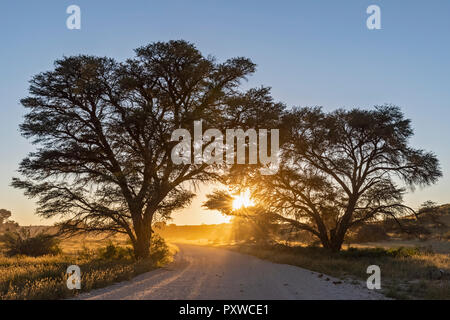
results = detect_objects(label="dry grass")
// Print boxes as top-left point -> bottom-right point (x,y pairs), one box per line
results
224,243 -> 450,300
0,255 -> 155,300
0,237 -> 174,300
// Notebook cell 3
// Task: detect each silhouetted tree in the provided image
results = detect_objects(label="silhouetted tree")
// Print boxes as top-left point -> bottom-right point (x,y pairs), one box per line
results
209,106 -> 442,251
417,200 -> 446,228
12,40 -> 256,259
418,201 -> 439,216
0,209 -> 12,225
0,209 -> 19,233
246,105 -> 442,251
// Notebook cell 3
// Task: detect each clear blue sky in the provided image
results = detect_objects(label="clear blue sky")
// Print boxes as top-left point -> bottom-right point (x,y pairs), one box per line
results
0,0 -> 449,225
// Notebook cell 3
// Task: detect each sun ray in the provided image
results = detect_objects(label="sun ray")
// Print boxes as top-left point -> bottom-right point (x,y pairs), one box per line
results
232,190 -> 255,210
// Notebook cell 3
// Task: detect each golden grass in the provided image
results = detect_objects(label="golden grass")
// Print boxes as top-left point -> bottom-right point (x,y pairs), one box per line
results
0,238 -> 174,300
0,254 -> 158,300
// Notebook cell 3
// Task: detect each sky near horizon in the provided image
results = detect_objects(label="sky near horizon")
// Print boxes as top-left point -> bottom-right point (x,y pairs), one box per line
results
0,0 -> 449,226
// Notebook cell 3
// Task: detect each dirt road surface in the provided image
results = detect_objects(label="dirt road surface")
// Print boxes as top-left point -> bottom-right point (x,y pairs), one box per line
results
76,244 -> 386,300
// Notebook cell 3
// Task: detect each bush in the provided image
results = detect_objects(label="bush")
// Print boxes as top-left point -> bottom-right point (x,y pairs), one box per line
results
340,246 -> 422,259
0,230 -> 61,257
95,234 -> 170,263
97,242 -> 133,260
339,247 -> 390,258
150,234 -> 170,265
386,246 -> 422,258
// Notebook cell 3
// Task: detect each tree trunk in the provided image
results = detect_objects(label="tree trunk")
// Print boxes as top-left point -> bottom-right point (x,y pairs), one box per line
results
134,231 -> 151,259
328,227 -> 346,252
318,233 -> 331,250
326,197 -> 357,252
133,223 -> 152,259
129,205 -> 155,260
329,238 -> 343,252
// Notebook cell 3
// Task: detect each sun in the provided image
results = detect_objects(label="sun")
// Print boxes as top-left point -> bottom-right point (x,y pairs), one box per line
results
232,190 -> 255,210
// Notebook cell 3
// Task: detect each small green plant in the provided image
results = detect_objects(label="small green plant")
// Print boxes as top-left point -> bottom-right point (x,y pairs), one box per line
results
0,230 -> 61,257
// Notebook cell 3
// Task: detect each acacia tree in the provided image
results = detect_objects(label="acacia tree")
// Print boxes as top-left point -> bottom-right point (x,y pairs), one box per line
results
208,105 -> 442,251
0,209 -> 12,225
13,40 -> 256,259
0,209 -> 19,233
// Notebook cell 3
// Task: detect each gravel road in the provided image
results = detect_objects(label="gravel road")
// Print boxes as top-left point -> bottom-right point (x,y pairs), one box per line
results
76,243 -> 386,300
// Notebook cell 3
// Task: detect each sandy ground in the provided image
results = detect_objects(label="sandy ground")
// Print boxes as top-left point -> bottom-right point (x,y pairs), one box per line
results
76,244 -> 386,300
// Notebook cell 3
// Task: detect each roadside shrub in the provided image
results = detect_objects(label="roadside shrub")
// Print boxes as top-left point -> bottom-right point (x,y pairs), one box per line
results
96,235 -> 170,263
150,234 -> 170,264
97,242 -> 133,260
0,230 -> 61,257
340,247 -> 390,258
340,246 -> 422,259
386,246 -> 422,258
